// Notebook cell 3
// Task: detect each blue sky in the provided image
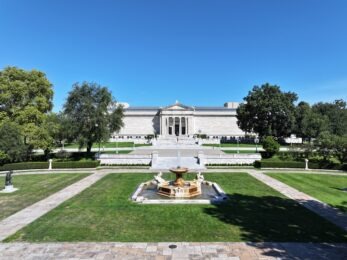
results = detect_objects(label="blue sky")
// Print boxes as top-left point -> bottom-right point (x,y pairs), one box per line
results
0,0 -> 346,111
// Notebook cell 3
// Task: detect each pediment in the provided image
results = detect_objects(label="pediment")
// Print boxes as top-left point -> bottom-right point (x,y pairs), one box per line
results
162,102 -> 193,111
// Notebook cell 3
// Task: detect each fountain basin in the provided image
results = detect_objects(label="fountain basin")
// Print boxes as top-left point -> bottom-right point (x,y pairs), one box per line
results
131,180 -> 227,204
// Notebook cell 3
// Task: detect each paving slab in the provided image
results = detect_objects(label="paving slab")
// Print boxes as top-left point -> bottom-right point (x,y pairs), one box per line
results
0,242 -> 346,259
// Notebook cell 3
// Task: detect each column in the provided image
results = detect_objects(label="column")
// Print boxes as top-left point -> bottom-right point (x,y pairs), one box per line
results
186,117 -> 188,135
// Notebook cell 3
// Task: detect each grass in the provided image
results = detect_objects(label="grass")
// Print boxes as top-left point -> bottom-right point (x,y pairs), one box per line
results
100,150 -> 132,154
5,172 -> 347,242
222,150 -> 259,154
62,142 -> 151,149
203,143 -> 262,148
267,173 -> 347,212
0,173 -> 90,220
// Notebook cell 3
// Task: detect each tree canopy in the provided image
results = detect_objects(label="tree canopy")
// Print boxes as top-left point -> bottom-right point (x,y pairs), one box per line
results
63,82 -> 124,153
0,66 -> 54,151
236,83 -> 297,138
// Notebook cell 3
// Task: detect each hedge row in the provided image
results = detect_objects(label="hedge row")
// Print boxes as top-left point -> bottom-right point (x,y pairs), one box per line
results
254,160 -> 346,171
0,161 -> 100,171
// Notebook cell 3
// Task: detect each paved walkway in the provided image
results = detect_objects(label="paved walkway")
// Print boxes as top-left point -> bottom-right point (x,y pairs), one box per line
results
0,171 -> 110,241
248,170 -> 347,232
0,242 -> 346,259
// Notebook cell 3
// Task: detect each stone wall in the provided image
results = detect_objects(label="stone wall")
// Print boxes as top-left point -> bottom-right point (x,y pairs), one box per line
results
118,115 -> 160,136
193,116 -> 244,136
201,153 -> 261,165
98,154 -> 151,165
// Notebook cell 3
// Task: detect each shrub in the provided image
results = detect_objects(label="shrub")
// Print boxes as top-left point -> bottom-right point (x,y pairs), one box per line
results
262,136 -> 280,158
0,161 -> 100,171
0,162 -> 49,171
53,161 -> 99,168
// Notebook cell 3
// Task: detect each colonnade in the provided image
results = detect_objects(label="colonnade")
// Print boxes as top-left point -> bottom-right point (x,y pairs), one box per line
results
161,116 -> 189,136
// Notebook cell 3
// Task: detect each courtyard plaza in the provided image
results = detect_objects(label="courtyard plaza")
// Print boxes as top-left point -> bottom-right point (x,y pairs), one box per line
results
0,166 -> 347,259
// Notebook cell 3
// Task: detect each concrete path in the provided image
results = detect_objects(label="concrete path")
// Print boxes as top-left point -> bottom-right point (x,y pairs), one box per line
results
248,170 -> 347,232
0,171 -> 110,241
0,242 -> 346,259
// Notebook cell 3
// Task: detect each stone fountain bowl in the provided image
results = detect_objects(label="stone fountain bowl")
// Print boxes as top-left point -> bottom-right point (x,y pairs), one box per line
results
169,167 -> 189,174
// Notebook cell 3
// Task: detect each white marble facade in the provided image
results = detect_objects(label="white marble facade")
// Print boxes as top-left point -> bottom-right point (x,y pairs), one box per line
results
114,101 -> 245,139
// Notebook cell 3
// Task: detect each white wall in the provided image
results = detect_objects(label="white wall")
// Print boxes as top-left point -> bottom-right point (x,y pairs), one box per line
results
194,116 -> 244,136
118,115 -> 159,135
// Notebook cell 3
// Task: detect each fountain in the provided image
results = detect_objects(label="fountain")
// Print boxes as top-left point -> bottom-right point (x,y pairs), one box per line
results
156,151 -> 202,198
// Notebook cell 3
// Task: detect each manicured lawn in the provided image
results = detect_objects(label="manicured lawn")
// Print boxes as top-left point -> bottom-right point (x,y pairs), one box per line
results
222,150 -> 259,154
0,173 -> 90,220
100,150 -> 132,154
268,173 -> 347,212
63,142 -> 151,149
203,143 -> 262,148
6,173 -> 347,242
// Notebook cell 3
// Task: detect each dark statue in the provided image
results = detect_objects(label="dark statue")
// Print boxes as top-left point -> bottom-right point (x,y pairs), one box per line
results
5,170 -> 13,186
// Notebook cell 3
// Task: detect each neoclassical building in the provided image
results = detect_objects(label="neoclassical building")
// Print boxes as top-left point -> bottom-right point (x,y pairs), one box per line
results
114,101 -> 245,140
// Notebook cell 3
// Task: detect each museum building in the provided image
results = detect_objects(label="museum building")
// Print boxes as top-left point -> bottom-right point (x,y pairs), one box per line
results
113,101 -> 245,140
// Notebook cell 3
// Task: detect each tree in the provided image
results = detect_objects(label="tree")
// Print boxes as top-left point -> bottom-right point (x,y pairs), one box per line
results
0,66 -> 54,151
316,132 -> 347,163
236,83 -> 298,138
301,110 -> 329,140
0,122 -> 27,164
63,82 -> 124,153
312,99 -> 347,136
262,136 -> 280,158
294,101 -> 311,138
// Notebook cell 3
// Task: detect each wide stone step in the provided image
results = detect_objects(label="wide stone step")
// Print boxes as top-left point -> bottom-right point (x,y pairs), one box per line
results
150,157 -> 205,171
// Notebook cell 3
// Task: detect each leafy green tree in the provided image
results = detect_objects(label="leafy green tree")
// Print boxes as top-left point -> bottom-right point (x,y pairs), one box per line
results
0,66 -> 54,151
301,110 -> 329,140
316,132 -> 347,163
63,82 -> 124,153
236,83 -> 297,138
312,99 -> 347,136
0,122 -> 27,164
262,136 -> 280,158
294,101 -> 311,138
45,113 -> 74,148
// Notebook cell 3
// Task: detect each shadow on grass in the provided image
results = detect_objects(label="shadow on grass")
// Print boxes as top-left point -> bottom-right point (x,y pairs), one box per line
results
204,193 -> 347,243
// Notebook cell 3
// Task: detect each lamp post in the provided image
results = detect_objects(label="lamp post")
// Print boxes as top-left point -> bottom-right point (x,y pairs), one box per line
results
236,137 -> 240,154
95,123 -> 101,154
254,137 -> 259,153
116,135 -> 118,154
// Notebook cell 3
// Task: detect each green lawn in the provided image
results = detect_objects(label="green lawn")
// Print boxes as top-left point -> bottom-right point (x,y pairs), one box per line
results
5,173 -> 347,242
268,173 -> 347,212
0,173 -> 90,220
100,150 -> 132,154
62,142 -> 151,149
222,150 -> 259,154
203,143 -> 261,148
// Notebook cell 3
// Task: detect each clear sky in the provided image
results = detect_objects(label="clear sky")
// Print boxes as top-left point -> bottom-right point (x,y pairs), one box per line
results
1,0 -> 346,111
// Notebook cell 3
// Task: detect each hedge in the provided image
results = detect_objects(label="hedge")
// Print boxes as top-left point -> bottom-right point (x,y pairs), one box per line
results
52,161 -> 100,168
254,160 -> 345,171
0,161 -> 100,171
0,162 -> 49,171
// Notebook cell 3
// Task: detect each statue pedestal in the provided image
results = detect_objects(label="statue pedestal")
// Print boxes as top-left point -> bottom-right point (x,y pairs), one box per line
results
0,185 -> 18,193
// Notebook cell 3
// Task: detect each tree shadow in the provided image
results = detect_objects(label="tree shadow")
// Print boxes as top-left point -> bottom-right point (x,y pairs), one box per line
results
204,193 -> 347,243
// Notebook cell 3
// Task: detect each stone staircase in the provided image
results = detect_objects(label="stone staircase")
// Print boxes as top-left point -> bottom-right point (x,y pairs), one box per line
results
152,136 -> 198,147
150,156 -> 205,171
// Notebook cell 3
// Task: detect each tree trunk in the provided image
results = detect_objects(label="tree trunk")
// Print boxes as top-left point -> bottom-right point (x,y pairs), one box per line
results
87,142 -> 93,153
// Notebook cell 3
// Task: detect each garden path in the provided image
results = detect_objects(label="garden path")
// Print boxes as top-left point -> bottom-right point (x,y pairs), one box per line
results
248,170 -> 347,232
0,241 -> 346,259
0,170 -> 110,241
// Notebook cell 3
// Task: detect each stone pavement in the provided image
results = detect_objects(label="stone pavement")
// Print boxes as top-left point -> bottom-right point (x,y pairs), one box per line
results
0,242 -> 347,259
248,170 -> 347,232
0,171 -> 110,241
